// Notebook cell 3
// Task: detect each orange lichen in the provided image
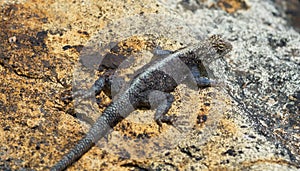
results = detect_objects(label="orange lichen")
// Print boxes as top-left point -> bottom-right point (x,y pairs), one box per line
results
217,0 -> 250,13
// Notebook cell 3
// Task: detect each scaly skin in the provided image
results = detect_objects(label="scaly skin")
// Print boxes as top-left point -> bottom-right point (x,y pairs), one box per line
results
51,35 -> 232,171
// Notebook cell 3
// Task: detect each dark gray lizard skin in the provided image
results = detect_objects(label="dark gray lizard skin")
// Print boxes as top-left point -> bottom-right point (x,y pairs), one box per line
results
51,35 -> 232,171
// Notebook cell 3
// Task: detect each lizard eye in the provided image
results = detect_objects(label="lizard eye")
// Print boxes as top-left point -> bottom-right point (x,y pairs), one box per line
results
209,35 -> 232,54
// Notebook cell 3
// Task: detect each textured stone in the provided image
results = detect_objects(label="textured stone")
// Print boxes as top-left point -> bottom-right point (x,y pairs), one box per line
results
0,0 -> 299,170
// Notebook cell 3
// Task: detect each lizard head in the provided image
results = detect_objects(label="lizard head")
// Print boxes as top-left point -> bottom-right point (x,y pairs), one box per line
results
195,34 -> 232,64
208,34 -> 232,56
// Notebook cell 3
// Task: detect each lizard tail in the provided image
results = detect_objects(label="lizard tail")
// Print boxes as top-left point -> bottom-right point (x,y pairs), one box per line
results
50,135 -> 96,171
50,99 -> 128,171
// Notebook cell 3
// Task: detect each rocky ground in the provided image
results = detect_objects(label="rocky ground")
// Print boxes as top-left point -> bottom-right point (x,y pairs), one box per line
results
0,0 -> 299,170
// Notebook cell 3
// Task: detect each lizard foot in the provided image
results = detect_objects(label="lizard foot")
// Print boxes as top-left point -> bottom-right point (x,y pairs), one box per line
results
156,114 -> 177,126
155,114 -> 177,132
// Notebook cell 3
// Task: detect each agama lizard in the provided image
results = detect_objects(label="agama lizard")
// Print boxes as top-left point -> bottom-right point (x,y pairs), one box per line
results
51,35 -> 232,171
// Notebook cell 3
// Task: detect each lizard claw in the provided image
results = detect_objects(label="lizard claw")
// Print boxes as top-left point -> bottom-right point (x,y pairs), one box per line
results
155,114 -> 178,132
159,114 -> 177,125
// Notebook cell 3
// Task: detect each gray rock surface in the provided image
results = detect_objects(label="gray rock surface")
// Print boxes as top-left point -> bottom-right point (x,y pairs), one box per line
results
160,0 -> 300,167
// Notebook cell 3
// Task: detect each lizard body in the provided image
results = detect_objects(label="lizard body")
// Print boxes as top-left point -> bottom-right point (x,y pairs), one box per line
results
51,35 -> 232,171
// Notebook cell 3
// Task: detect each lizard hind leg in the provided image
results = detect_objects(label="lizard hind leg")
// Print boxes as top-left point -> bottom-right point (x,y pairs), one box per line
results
147,90 -> 177,127
68,76 -> 107,102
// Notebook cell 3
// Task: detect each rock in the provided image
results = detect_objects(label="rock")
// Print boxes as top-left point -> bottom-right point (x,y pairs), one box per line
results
0,0 -> 299,170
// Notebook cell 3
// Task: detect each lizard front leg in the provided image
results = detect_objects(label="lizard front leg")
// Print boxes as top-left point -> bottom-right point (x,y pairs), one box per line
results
148,90 -> 176,127
189,65 -> 222,88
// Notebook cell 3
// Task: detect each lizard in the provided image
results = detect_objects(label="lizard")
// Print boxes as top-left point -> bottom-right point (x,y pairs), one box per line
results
51,34 -> 232,171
